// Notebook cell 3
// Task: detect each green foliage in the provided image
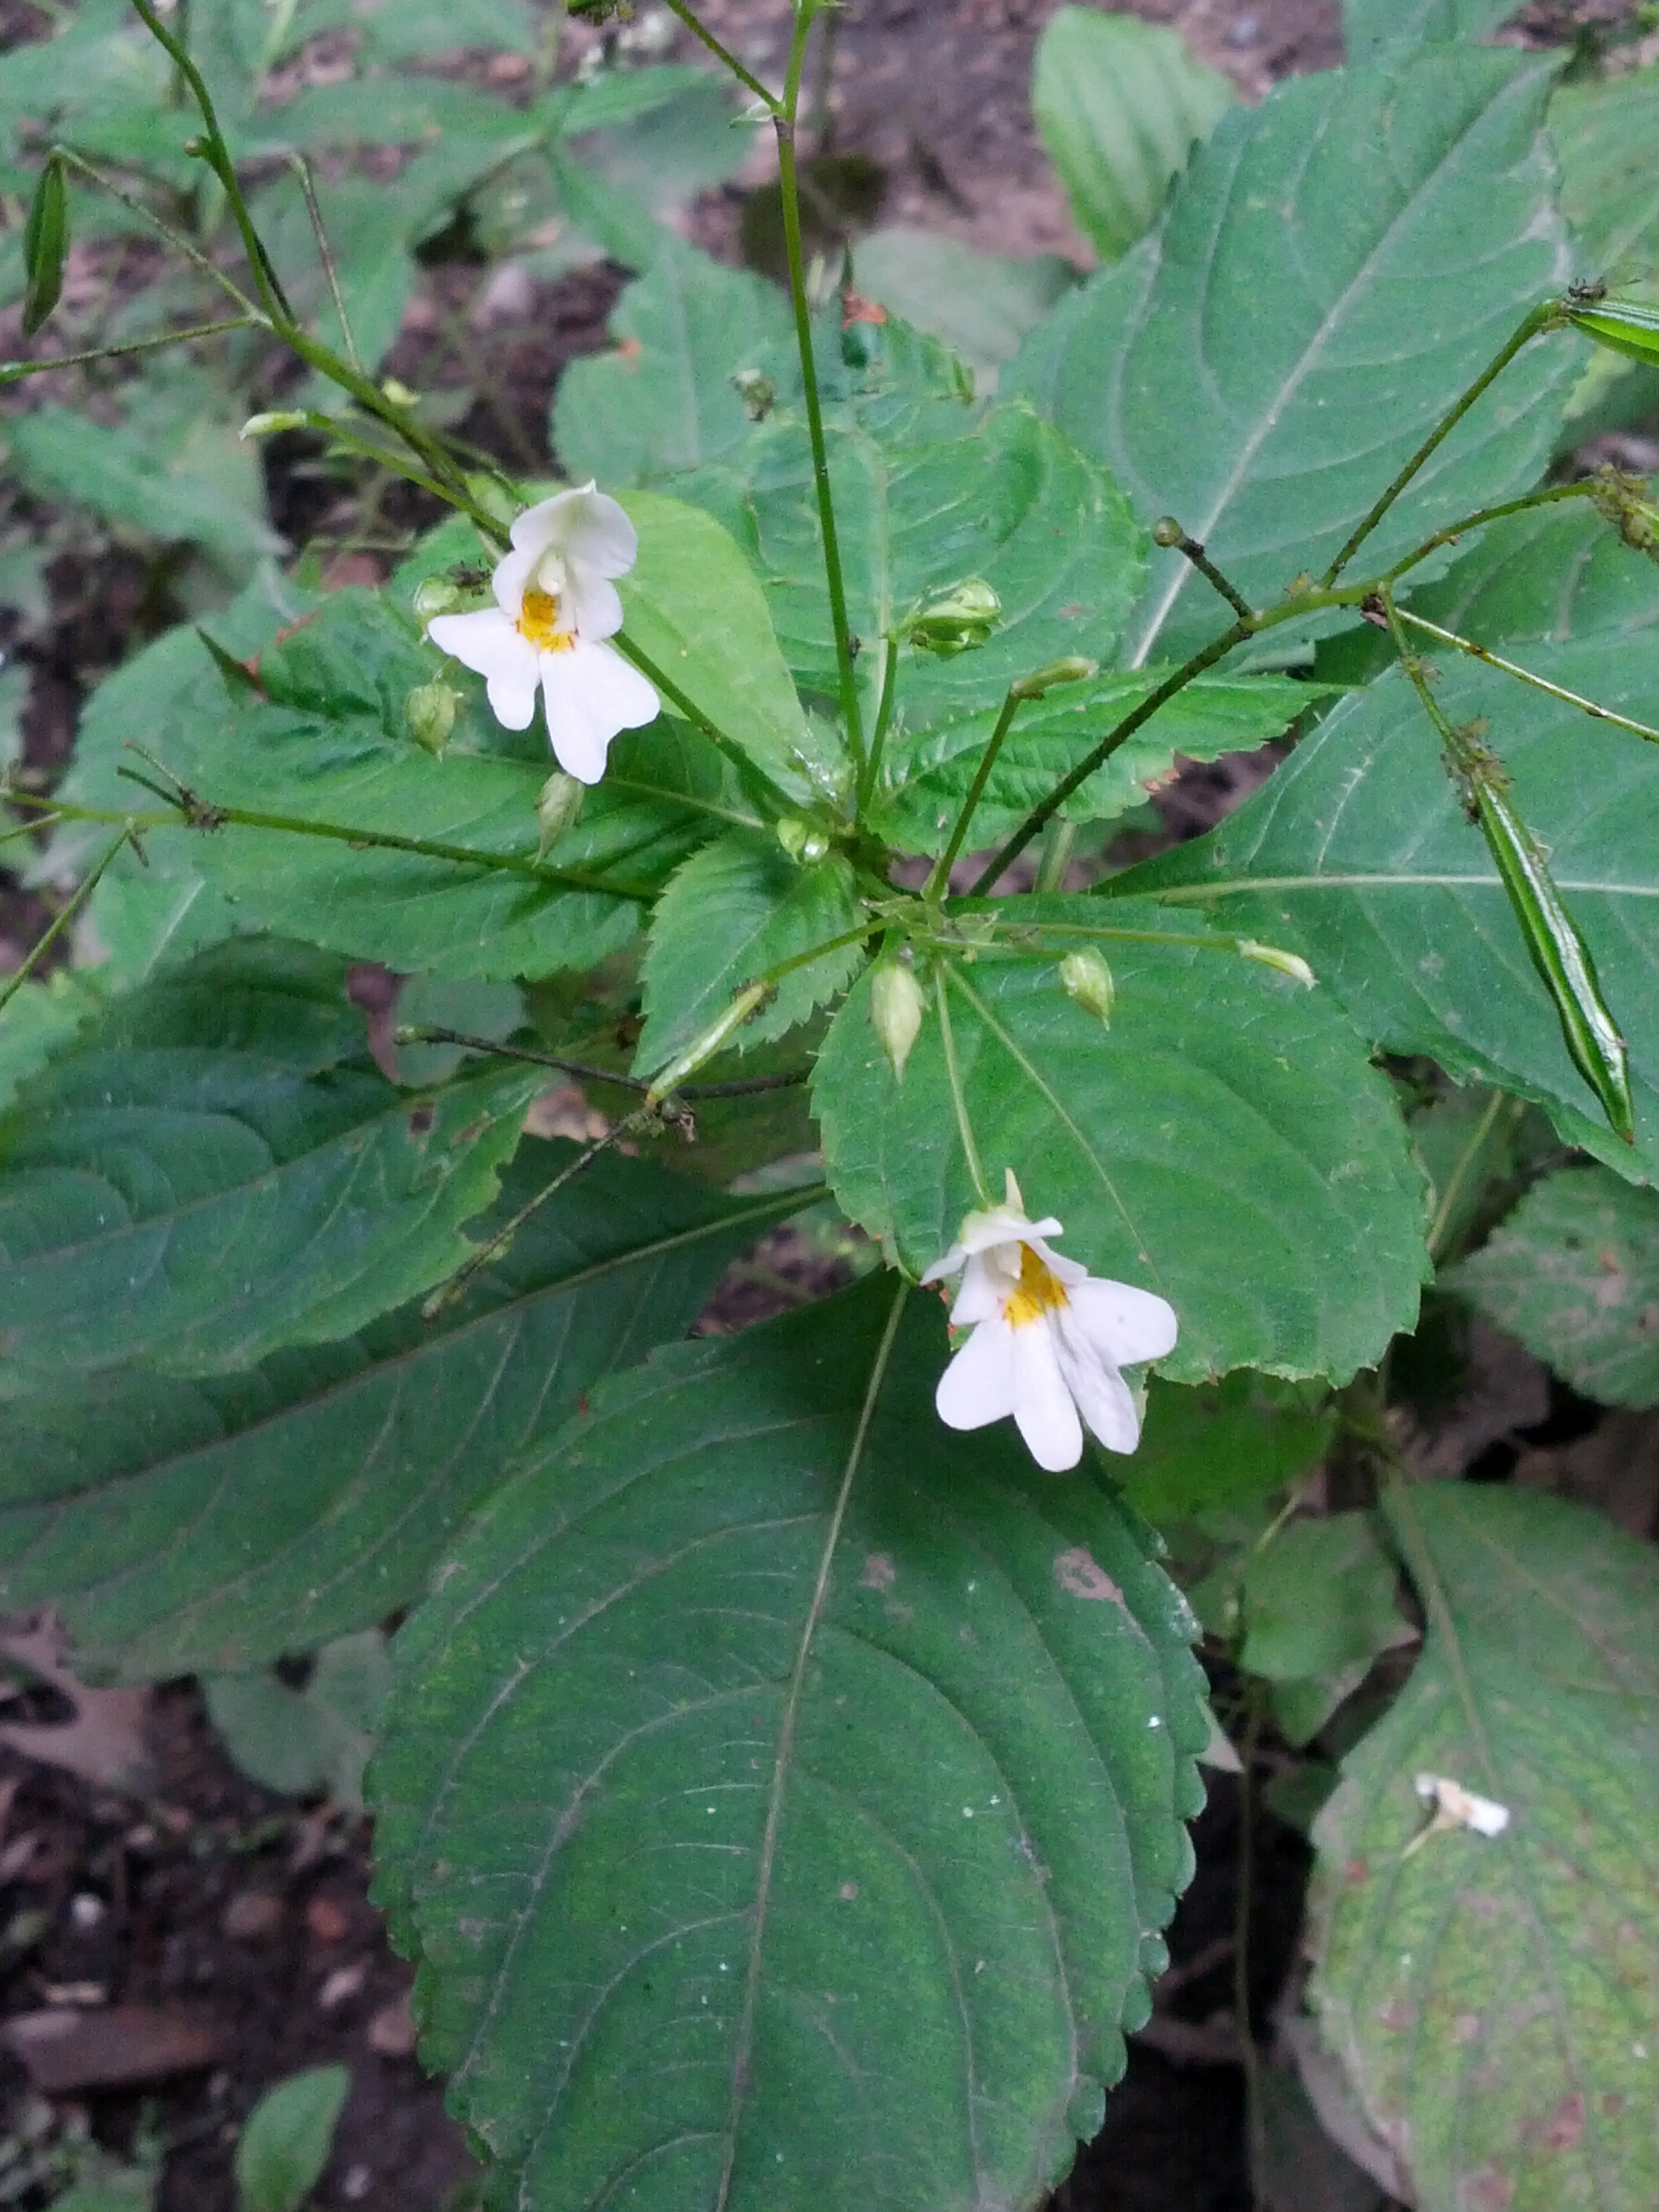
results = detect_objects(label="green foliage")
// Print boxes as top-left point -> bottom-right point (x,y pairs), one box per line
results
1121,1372 -> 1335,1525
1008,46 -> 1579,666
0,1147 -> 796,1677
873,668 -> 1324,853
1126,639 -> 1659,1177
206,1630 -> 389,1807
370,1280 -> 1209,2212
554,240 -> 795,484
848,230 -> 1076,389
635,830 -> 864,1074
234,2066 -> 351,2212
0,939 -> 538,1383
1451,1167 -> 1659,1406
1236,1513 -> 1412,1745
1551,64 -> 1659,287
1308,1483 -> 1659,2212
1032,9 -> 1233,262
812,909 -> 1429,1384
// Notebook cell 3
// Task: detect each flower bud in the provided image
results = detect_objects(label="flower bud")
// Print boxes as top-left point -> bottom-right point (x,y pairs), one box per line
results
1151,515 -> 1186,548
405,681 -> 458,754
870,958 -> 925,1080
776,814 -> 830,864
1059,947 -> 1115,1025
241,410 -> 309,440
733,367 -> 775,420
536,771 -> 585,858
381,376 -> 419,407
905,579 -> 1002,658
412,575 -> 463,621
1237,940 -> 1316,988
1011,656 -> 1098,700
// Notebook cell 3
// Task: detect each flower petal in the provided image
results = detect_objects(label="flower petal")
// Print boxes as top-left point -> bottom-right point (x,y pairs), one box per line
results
552,483 -> 640,578
509,487 -> 581,559
919,1240 -> 968,1287
1051,1316 -> 1142,1453
1066,1278 -> 1179,1367
429,608 -> 540,728
955,1205 -> 1065,1256
946,1252 -> 1005,1326
1009,1319 -> 1084,1471
541,637 -> 659,783
935,1318 -> 1019,1431
562,565 -> 624,642
491,543 -> 539,619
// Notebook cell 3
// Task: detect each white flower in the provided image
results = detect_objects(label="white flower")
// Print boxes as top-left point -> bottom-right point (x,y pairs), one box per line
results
921,1171 -> 1179,1472
426,482 -> 659,783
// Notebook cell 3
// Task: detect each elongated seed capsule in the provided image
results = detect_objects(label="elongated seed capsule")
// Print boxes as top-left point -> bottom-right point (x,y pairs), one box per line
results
1474,779 -> 1634,1143
870,959 -> 925,1079
1564,295 -> 1659,369
644,981 -> 771,1107
22,153 -> 68,337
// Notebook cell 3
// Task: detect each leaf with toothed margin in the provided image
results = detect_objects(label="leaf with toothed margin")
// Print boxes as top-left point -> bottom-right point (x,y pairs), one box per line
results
368,1276 -> 1210,2212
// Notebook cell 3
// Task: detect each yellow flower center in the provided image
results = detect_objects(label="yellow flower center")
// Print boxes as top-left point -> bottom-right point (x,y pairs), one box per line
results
517,587 -> 575,653
1003,1242 -> 1070,1330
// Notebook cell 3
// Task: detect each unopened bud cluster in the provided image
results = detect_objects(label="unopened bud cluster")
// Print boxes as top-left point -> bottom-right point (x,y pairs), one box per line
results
905,579 -> 1002,658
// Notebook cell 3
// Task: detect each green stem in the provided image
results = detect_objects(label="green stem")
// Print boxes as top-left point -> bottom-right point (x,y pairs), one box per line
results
928,686 -> 1026,897
1,316 -> 259,385
0,828 -> 134,1021
614,633 -> 800,818
659,0 -> 781,108
286,152 -> 359,374
399,1024 -> 813,1101
1394,606 -> 1659,746
1034,819 -> 1076,894
1425,1087 -> 1509,1266
1321,300 -> 1562,585
1377,479 -> 1608,588
935,967 -> 992,1205
967,620 -> 1250,894
775,3 -> 865,784
128,0 -> 294,321
54,148 -> 265,320
857,635 -> 899,818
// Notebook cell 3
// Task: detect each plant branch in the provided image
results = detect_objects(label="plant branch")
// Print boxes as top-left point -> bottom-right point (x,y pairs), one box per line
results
1321,299 -> 1563,585
1392,606 -> 1659,745
1154,516 -> 1254,620
614,632 -> 800,817
928,685 -> 1026,897
0,828 -> 137,1022
935,966 -> 992,1205
857,634 -> 899,818
1377,478 -> 1609,588
658,0 -> 781,108
1,317 -> 259,385
397,1025 -> 812,1100
286,152 -> 359,374
54,148 -> 266,320
775,3 -> 865,784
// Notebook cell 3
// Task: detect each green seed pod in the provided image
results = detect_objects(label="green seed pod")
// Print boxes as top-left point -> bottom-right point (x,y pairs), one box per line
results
22,152 -> 68,338
1058,946 -> 1115,1025
1473,777 -> 1634,1144
240,410 -> 310,440
870,958 -> 925,1080
1564,294 -> 1659,370
412,575 -> 463,621
906,579 -> 1002,658
405,681 -> 458,755
1011,655 -> 1098,701
536,771 -> 585,858
1237,940 -> 1316,988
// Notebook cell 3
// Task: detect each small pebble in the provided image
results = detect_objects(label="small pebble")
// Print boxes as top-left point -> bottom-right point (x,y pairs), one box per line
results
68,1895 -> 106,1930
317,1963 -> 368,2012
222,1890 -> 284,1941
1226,13 -> 1260,41
342,2166 -> 371,2203
306,1895 -> 352,1944
367,1992 -> 418,2058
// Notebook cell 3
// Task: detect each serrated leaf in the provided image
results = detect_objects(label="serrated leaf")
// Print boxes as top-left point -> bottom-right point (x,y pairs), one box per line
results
553,238 -> 794,486
0,939 -> 538,1384
0,1145 -> 800,1676
1449,1166 -> 1659,1407
1031,8 -> 1232,262
617,488 -> 821,804
1342,0 -> 1515,57
369,1278 -> 1209,2212
748,402 -> 1145,731
874,667 -> 1324,855
850,229 -> 1076,388
1238,1512 -> 1409,1684
56,588 -> 728,981
0,970 -> 105,1115
1008,48 -> 1579,667
812,904 -> 1429,1384
1121,640 -> 1659,1179
1307,1481 -> 1659,2212
635,828 -> 864,1076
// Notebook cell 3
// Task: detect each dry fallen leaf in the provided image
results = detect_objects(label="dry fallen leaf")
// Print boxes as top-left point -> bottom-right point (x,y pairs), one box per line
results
0,1621 -> 154,1792
3,2005 -> 220,2092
